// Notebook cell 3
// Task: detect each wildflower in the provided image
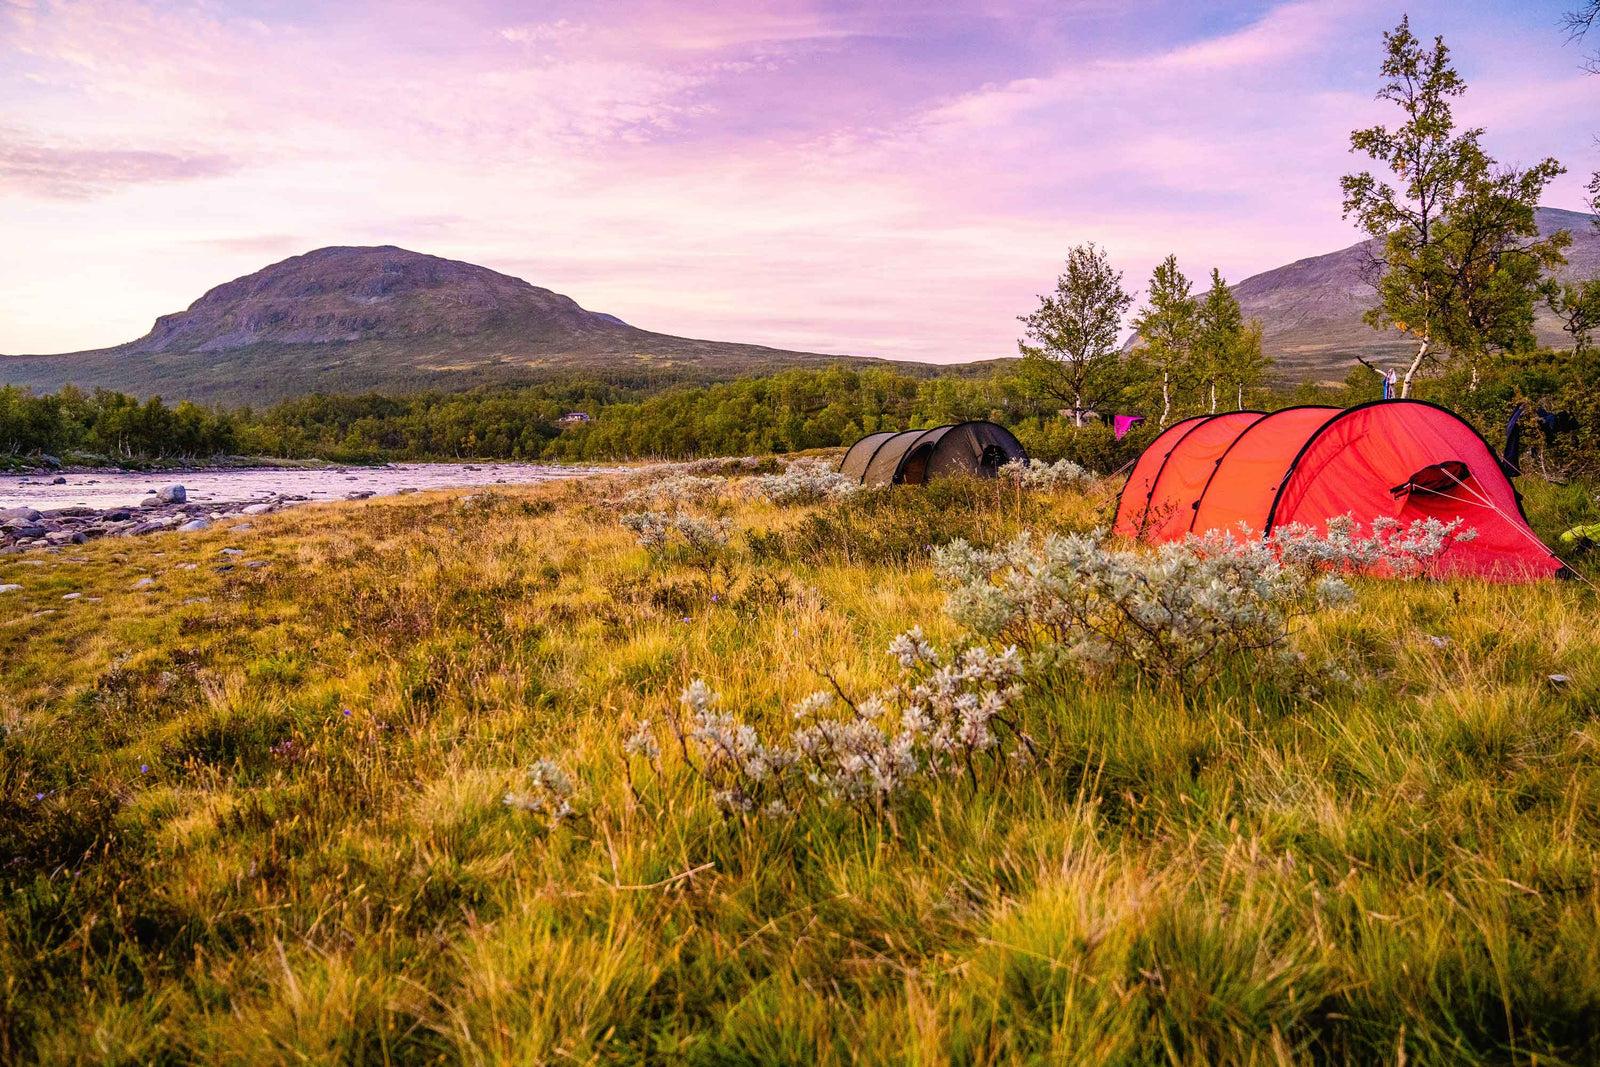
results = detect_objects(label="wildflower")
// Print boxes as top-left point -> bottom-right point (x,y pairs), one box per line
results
140,764 -> 148,774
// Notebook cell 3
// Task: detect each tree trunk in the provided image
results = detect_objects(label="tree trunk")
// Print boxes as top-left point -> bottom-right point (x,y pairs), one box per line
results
1209,381 -> 1217,414
1160,371 -> 1171,428
1072,389 -> 1083,428
1400,339 -> 1429,399
1468,360 -> 1480,393
1236,381 -> 1243,410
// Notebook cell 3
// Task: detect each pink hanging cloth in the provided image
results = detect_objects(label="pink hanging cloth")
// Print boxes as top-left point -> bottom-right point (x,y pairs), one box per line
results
1114,415 -> 1145,440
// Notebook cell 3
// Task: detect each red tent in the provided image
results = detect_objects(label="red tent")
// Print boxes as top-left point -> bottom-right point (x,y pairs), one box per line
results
1113,400 -> 1564,581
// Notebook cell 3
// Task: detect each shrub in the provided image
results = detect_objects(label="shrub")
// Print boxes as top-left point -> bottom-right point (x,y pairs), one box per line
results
999,457 -> 1097,491
664,631 -> 1030,817
934,529 -> 1354,697
620,510 -> 731,557
746,458 -> 860,506
1270,514 -> 1478,578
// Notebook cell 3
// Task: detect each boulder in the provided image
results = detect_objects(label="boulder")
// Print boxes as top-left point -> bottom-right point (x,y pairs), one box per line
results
345,490 -> 375,500
44,531 -> 85,545
104,510 -> 131,522
0,584 -> 20,593
157,485 -> 186,504
39,454 -> 61,468
0,507 -> 41,522
138,497 -> 160,508
41,506 -> 96,519
3,524 -> 46,540
50,476 -> 66,485
177,519 -> 211,533
133,576 -> 156,588
241,503 -> 274,515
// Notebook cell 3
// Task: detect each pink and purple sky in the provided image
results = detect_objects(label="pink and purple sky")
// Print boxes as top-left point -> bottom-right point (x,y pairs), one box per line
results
3,0 -> 1596,362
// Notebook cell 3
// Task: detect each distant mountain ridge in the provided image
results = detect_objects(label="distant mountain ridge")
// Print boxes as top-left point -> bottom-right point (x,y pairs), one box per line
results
3,213 -> 1597,405
1230,207 -> 1599,381
0,246 -> 940,404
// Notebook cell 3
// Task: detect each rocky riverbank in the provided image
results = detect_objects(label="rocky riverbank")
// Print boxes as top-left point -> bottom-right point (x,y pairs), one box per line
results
0,482 -> 372,553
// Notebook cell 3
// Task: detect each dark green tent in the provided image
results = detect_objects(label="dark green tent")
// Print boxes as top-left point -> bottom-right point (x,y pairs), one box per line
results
837,422 -> 1027,487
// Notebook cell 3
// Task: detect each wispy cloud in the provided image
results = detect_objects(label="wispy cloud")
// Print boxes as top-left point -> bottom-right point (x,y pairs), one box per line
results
0,136 -> 236,198
0,0 -> 1593,359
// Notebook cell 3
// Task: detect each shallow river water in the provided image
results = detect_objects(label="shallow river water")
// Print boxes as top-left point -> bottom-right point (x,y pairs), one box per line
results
0,462 -> 606,511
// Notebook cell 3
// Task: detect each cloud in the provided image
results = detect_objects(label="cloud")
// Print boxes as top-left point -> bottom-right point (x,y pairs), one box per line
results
0,136 -> 236,198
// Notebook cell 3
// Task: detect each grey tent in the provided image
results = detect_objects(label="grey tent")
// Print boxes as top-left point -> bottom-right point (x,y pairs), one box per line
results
837,421 -> 1027,487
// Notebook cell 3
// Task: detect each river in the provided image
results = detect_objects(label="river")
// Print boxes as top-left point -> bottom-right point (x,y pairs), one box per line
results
0,462 -> 606,511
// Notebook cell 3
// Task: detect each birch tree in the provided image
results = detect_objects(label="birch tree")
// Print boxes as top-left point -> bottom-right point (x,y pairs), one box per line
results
1016,243 -> 1133,426
1340,17 -> 1565,397
1129,255 -> 1196,427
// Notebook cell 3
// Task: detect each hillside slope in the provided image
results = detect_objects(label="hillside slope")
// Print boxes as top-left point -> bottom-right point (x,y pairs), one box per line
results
1236,207 -> 1599,381
0,247 -> 929,404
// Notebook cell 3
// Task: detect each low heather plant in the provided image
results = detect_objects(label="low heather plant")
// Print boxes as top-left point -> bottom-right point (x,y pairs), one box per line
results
999,457 -> 1096,491
664,630 -> 1030,817
747,458 -> 860,506
934,529 -> 1354,696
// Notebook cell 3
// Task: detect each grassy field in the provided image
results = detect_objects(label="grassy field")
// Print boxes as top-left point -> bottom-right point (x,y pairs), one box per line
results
2,467 -> 1599,1064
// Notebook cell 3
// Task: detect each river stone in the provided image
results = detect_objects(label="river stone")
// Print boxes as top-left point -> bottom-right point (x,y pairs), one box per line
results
4,524 -> 46,540
177,519 -> 211,533
44,531 -> 85,545
157,485 -> 186,504
104,510 -> 131,522
138,497 -> 160,508
133,577 -> 156,588
241,503 -> 274,515
345,490 -> 374,500
42,506 -> 96,519
0,507 -> 41,522
50,476 -> 66,484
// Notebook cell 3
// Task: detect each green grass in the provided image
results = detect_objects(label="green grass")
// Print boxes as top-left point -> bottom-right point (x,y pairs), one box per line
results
1,473 -> 1598,1064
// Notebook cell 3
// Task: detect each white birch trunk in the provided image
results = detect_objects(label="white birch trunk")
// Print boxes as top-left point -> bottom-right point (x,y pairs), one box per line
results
1160,371 -> 1171,427
1400,339 -> 1429,399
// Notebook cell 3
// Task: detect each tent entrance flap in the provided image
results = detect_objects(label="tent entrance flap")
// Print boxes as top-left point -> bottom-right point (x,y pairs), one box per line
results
1390,461 -> 1470,498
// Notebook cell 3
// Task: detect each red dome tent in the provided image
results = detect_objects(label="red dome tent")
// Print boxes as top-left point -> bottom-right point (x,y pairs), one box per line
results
1113,400 -> 1563,581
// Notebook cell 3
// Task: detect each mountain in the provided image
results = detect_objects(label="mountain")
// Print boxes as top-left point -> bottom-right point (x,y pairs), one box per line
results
1233,207 -> 1599,382
0,246 -> 941,405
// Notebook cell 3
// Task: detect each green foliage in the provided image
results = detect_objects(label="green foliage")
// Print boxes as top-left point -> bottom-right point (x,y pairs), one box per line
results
0,384 -> 237,461
1016,242 -> 1133,421
1128,254 -> 1198,426
1341,16 -> 1568,395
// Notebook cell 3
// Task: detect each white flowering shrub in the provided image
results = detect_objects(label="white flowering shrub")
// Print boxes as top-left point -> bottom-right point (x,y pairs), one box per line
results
934,529 -> 1353,695
503,758 -> 579,827
613,475 -> 728,511
747,458 -> 860,506
1270,514 -> 1477,579
668,630 -> 1031,817
999,458 -> 1096,491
